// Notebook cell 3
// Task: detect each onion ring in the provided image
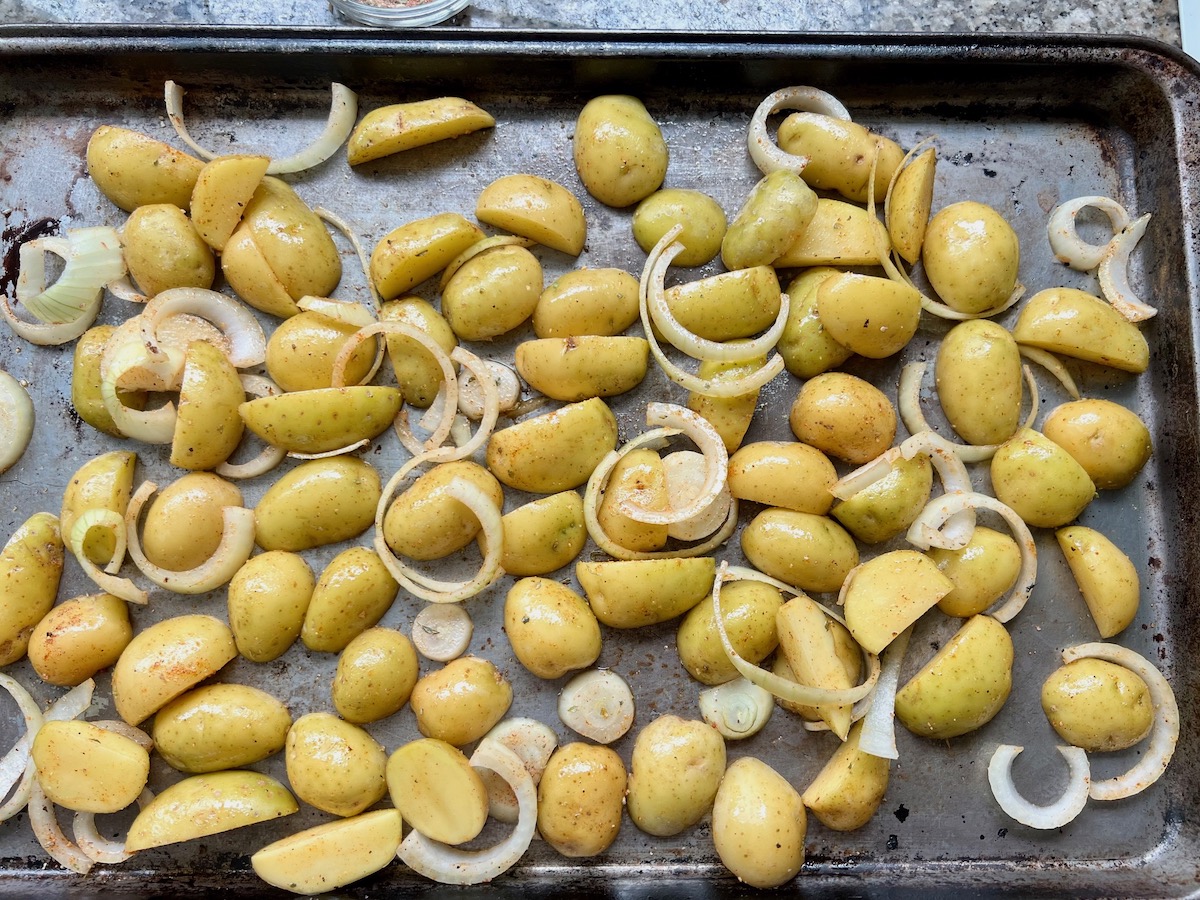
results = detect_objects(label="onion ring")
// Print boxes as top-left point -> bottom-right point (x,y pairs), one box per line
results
988,744 -> 1091,829
1047,195 -> 1130,271
73,788 -> 154,865
857,625 -> 912,760
216,374 -> 288,480
1018,346 -> 1081,401
69,509 -> 147,605
141,287 -> 266,369
747,86 -> 850,176
313,206 -> 383,317
29,780 -> 94,874
1098,213 -> 1156,322
99,340 -> 178,444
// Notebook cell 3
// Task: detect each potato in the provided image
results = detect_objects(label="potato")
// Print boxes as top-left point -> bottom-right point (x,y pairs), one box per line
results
1012,287 -> 1149,373
1042,398 -> 1152,490
711,757 -> 806,888
332,627 -> 420,724
533,267 -> 642,338
227,551 -> 314,662
922,201 -> 1019,315
265,310 -> 377,392
285,712 -> 388,817
86,125 -> 204,212
170,340 -> 245,471
935,319 -> 1023,445
486,397 -> 618,493
0,512 -> 64,667
382,460 -> 504,561
664,266 -> 781,342
27,593 -> 132,686
255,457 -> 380,552
740,509 -> 858,594
727,440 -> 837,514
990,428 -> 1096,528
387,738 -> 487,845
71,326 -> 147,438
721,170 -> 818,270
140,472 -> 243,572
221,225 -> 299,317
627,715 -> 726,837
632,188 -> 727,267
595,448 -> 669,553
237,176 -> 341,301
301,547 -> 399,653
573,95 -> 668,208
379,297 -> 458,407
476,173 -> 587,256
676,579 -> 782,685
777,112 -> 904,203
772,629 -> 861,721
778,267 -> 851,378
537,742 -> 627,857
816,272 -> 921,358
252,808 -> 403,896
348,97 -> 494,165
32,719 -> 150,813
515,335 -> 649,401
777,593 -> 854,738
441,245 -> 541,341
1040,658 -> 1153,752
410,656 -> 513,746
111,614 -> 236,725
774,198 -> 889,267
122,203 -> 215,297
189,154 -> 270,252
126,771 -> 297,852
576,557 -> 716,629
500,491 -> 587,576
153,683 -> 291,773
802,720 -> 889,831
504,577 -> 602,679
894,614 -> 1013,739
686,356 -> 765,453
789,372 -> 896,464
371,212 -> 484,300
60,449 -> 135,566
1056,525 -> 1139,638
888,147 -> 937,264
240,386 -> 402,455
842,550 -> 953,655
929,526 -> 1022,618
831,452 -> 932,543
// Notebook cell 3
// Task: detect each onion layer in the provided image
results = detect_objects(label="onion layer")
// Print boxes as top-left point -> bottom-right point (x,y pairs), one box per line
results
748,86 -> 850,176
857,625 -> 912,760
69,509 -> 148,605
1047,195 -> 1130,271
29,781 -> 94,874
73,788 -> 154,864
216,375 -> 288,480
988,744 -> 1091,829
1098,213 -> 1156,322
141,287 -> 266,368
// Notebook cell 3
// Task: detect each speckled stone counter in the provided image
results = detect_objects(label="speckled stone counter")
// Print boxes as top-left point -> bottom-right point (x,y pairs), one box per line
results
0,0 -> 1183,47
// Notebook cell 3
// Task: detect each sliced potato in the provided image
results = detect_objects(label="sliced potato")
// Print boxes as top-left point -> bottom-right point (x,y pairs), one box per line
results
576,557 -> 716,629
239,386 -> 402,455
842,550 -> 953,655
252,809 -> 403,895
476,173 -> 586,255
189,154 -> 270,252
348,97 -> 494,165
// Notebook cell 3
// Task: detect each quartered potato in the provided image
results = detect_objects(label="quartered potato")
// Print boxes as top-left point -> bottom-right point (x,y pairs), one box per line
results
721,170 -> 818,270
677,579 -> 782,686
777,593 -> 855,738
27,592 -> 132,686
255,457 -> 381,552
170,340 -> 245,471
476,173 -> 586,255
189,154 -> 270,252
122,203 -> 215,297
727,441 -> 838,514
774,198 -> 889,267
500,490 -> 587,576
533,267 -> 641,338
664,266 -> 781,342
60,449 -> 135,567
379,297 -> 459,407
32,719 -> 150,813
842,550 -> 953,655
1056,525 -> 1140,637
815,271 -> 921,359
0,512 -> 65,667
240,386 -> 402,455
1043,398 -> 1152,490
265,310 -> 377,392
252,809 -> 403,896
441,244 -> 543,340
387,738 -> 488,845
802,720 -> 889,831
576,557 -> 716,629
633,188 -> 727,267
887,147 -> 937,263
371,212 -> 484,300
486,397 -> 618,493
515,335 -> 649,402
990,428 -> 1096,528
348,97 -> 495,165
778,267 -> 852,378
777,112 -> 905,203
687,356 -> 766,453
1012,286 -> 1150,373
595,448 -> 669,554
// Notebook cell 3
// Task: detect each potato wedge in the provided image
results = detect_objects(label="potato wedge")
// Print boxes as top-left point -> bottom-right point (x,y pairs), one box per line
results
239,386 -> 402,455
348,97 -> 494,165
252,809 -> 403,895
190,154 -> 271,252
477,173 -> 586,255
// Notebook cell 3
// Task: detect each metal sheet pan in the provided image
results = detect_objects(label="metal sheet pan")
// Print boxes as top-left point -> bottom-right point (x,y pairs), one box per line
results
0,26 -> 1198,898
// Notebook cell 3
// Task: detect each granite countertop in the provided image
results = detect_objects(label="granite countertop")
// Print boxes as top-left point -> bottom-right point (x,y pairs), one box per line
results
0,0 -> 1184,47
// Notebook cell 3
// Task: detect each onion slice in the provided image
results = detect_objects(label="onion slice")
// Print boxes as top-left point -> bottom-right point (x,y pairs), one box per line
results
0,674 -> 44,821
314,207 -> 383,317
100,340 -> 178,444
141,287 -> 266,368
29,781 -> 94,874
12,227 -> 122,328
1098,213 -> 1156,322
412,604 -> 473,662
0,369 -> 34,475
1018,346 -> 1081,401
69,509 -> 147,605
397,739 -> 536,885
988,744 -> 1091,829
662,449 -> 733,542
857,625 -> 912,760
1047,195 -> 1130,271
73,788 -> 154,864
557,669 -> 636,744
747,86 -> 850,176
699,677 -> 774,740
1062,642 -> 1179,801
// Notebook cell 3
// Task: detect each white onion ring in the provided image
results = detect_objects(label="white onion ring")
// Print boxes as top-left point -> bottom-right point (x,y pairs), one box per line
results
397,739 -> 536,885
917,279 -> 1025,321
445,348 -> 502,461
1062,642 -> 1179,801
1098,213 -> 1156,322
0,674 -> 44,821
0,369 -> 34,475
141,287 -> 266,368
1018,346 -> 1081,401
662,449 -> 733,542
100,340 -> 178,444
857,625 -> 912,760
216,374 -> 288,480
1,253 -> 104,347
12,227 -> 122,327
457,359 -> 520,421
1047,195 -> 1130,271
29,780 -> 94,874
747,86 -> 850,176
69,509 -> 147,605
73,788 -> 154,864
988,744 -> 1091,829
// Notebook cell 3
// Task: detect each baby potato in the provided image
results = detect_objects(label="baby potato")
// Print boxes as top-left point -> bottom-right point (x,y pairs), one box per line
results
538,742 -> 628,857
170,340 -> 245,471
816,272 -> 921,359
789,372 -> 897,465
0,512 -> 65,667
238,176 -> 342,302
255,457 -> 381,552
227,551 -> 314,662
721,170 -> 818,270
221,225 -> 300,317
686,356 -> 765,453
627,715 -> 726,837
301,547 -> 399,654
383,460 -> 504,561
442,244 -> 543,341
285,712 -> 388,817
1056,525 -> 1139,638
1012,287 -> 1149,373
831,452 -> 932,544
379,297 -> 458,407
476,173 -> 586,256
153,683 -> 291,774
573,95 -> 668,208
774,198 -> 890,268
140,472 -> 243,572
929,526 -> 1022,618
332,627 -> 419,724
741,509 -> 858,594
386,738 -> 488,845
802,720 -> 889,831
500,491 -> 587,576
664,266 -> 782,342
922,201 -> 1019,315
86,125 -> 204,212
777,112 -> 904,203
265,310 -> 377,392
595,448 -> 669,554
1040,658 -> 1153,752
712,756 -> 806,889
240,386 -> 402,455
371,212 -> 484,300
72,326 -> 147,438
60,450 -> 136,567
842,550 -> 953,655
777,594 -> 854,738
773,625 -> 861,721
632,188 -> 727,267
515,335 -> 649,401
32,719 -> 150,814
990,428 -> 1096,528
504,577 -> 602,679
122,203 -> 215,297
887,147 -> 937,264
576,557 -> 716,629
486,397 -> 618,493
189,154 -> 270,252
533,267 -> 641,338
27,593 -> 131,686
1042,398 -> 1152,490
936,319 -> 1023,445
677,579 -> 783,685
410,656 -> 513,746
348,97 -> 494,165
778,267 -> 852,378
727,440 -> 838,514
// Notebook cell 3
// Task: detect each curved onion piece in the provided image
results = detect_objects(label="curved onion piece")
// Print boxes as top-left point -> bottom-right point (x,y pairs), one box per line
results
15,227 -> 122,326
30,781 -> 94,874
1047,195 -> 1130,271
100,341 -> 178,444
106,275 -> 147,304
216,374 -> 287,480
73,788 -> 154,865
314,206 -> 382,316
857,626 -> 912,760
164,80 -> 216,159
125,481 -> 255,595
0,674 -> 44,820
412,604 -> 474,662
47,680 -> 96,723
142,287 -> 266,368
14,236 -> 69,302
988,744 -> 1091,829
699,677 -> 773,740
906,491 -> 1036,623
1098,213 -> 1156,322
747,86 -> 850,176
558,669 -> 635,744
714,563 -> 881,707
1062,642 -> 1179,801
1018,346 -> 1080,401
0,369 -> 34,475
1,273 -> 104,346
662,449 -> 733,542
398,739 -> 536,885
69,509 -> 147,605
477,718 -> 558,825
917,279 -> 1025,321
289,438 -> 371,460
457,359 -> 520,421
91,720 -> 153,753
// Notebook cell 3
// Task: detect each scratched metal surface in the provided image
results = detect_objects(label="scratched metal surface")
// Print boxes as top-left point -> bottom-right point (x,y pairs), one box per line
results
0,28 -> 1197,898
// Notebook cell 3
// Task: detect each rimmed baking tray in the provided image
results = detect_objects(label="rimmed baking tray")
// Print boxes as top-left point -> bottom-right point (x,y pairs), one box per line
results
0,26 -> 1198,898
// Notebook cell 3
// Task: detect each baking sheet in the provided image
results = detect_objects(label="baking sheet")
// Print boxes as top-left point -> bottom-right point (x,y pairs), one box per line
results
0,26 -> 1198,898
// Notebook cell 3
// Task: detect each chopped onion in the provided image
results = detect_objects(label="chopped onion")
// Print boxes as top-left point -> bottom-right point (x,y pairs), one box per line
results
0,674 -> 44,822
125,481 -> 255,594
857,625 -> 912,760
141,287 -> 266,368
14,227 -> 123,326
558,669 -> 635,744
412,604 -> 474,662
216,374 -> 287,480
1047,195 -> 1130,271
29,780 -> 94,874
457,359 -> 520,420
747,86 -> 850,176
1098,213 -> 1156,322
398,739 -> 536,885
2,243 -> 105,346
662,449 -> 733,542
1062,642 -> 1179,801
73,788 -> 154,864
69,509 -> 147,605
0,369 -> 34,475
105,275 -> 147,304
699,677 -> 774,740
988,744 -> 1091,830
100,315 -> 186,392
1018,346 -> 1081,401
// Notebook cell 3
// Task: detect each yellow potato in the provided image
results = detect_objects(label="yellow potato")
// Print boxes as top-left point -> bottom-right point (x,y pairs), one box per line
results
537,742 -> 627,857
153,683 -> 291,773
476,173 -> 586,255
573,95 -> 668,208
0,512 -> 64,667
686,356 -> 765,453
170,340 -> 245,471
664,266 -> 781,342
379,297 -> 458,407
990,428 -> 1096,528
721,170 -> 818,270
332,627 -> 419,724
887,147 -> 937,264
505,577 -> 602,679
189,154 -> 270,252
27,593 -> 132,686
831,452 -> 932,544
301,547 -> 399,653
802,720 -> 889,831
221,225 -> 300,317
370,212 -> 484,300
265,310 -> 377,392
71,326 -> 147,438
239,386 -> 402,455
410,656 -> 513,746
227,550 -> 314,662
486,397 -> 618,493
929,526 -> 1022,618
285,712 -> 387,817
777,593 -> 854,738
1056,525 -> 1139,638
632,188 -> 727,267
1042,398 -> 1152,490
777,112 -> 905,203
789,371 -> 896,464
778,267 -> 852,378
440,244 -> 543,341
140,471 -> 243,572
500,490 -> 587,576
741,509 -> 858,594
576,557 -> 716,629
816,272 -> 921,358
774,198 -> 889,267
727,440 -> 838,514
122,203 -> 215,297
922,201 -> 1019,315
1040,658 -> 1153,752
595,448 -> 669,553
533,267 -> 641,338
60,449 -> 135,567
676,579 -> 782,685
255,457 -> 380,551
348,97 -> 495,165
32,719 -> 150,814
773,625 -> 861,721
627,715 -> 726,837
515,335 -> 649,401
239,176 -> 341,301
1012,286 -> 1149,373
935,319 -> 1023,445
382,460 -> 504,561
387,738 -> 487,845
86,125 -> 204,212
712,756 -> 806,888
842,550 -> 953,655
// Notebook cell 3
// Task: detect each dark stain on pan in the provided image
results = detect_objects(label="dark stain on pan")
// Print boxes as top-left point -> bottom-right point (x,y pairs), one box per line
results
0,216 -> 60,300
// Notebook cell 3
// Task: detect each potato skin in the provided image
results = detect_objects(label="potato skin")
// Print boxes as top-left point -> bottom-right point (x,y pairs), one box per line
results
990,428 -> 1096,528
255,458 -> 381,552
301,547 -> 399,654
712,757 -> 806,888
533,268 -> 641,338
28,593 -> 132,686
626,715 -> 726,837
227,551 -> 314,662
1042,398 -> 1152,490
382,460 -> 504,562
1041,658 -> 1153,752
348,97 -> 494,165
86,125 -> 203,212
537,742 -> 628,857
332,628 -> 419,724
152,683 -> 291,774
936,319 -> 1023,445
0,512 -> 65,667
633,188 -> 726,267
410,656 -> 513,746
922,201 -> 1019,315
122,203 -> 215,297
285,712 -> 388,817
504,577 -> 602,679
789,372 -> 896,464
573,95 -> 668,208
486,398 -> 618,493
141,472 -> 243,572
500,491 -> 587,576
